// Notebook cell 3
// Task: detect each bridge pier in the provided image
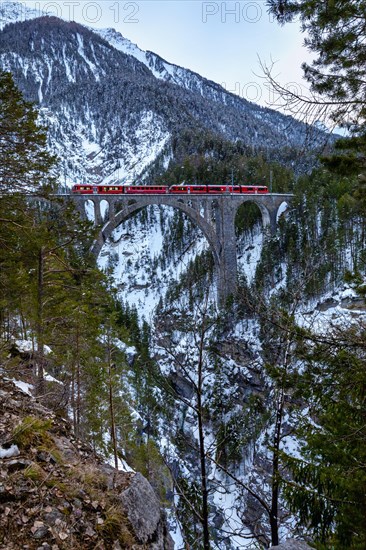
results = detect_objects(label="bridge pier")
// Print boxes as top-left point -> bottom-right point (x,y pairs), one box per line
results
93,200 -> 103,226
215,198 -> 238,304
269,207 -> 279,235
108,199 -> 116,223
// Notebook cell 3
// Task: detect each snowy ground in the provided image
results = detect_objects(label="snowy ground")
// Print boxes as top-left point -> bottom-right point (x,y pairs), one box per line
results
98,206 -> 209,320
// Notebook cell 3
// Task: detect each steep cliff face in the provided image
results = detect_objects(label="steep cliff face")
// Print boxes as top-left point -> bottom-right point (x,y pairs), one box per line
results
0,375 -> 173,549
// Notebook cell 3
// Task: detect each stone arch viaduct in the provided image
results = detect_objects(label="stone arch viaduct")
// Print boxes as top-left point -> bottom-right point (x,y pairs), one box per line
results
69,192 -> 293,304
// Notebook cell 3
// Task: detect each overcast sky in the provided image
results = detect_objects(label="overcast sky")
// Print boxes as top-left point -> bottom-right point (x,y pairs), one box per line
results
21,0 -> 312,108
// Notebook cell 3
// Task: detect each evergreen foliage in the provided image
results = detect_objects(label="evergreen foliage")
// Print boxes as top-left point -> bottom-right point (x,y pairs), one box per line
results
268,1 -> 366,124
0,70 -> 56,193
283,321 -> 366,549
0,76 -> 168,497
252,166 -> 365,299
268,0 -> 366,178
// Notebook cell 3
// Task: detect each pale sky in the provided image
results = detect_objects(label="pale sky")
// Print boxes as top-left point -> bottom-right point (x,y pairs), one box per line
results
21,0 -> 312,108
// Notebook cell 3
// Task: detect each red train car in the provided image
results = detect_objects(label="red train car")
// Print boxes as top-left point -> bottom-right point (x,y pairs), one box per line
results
124,185 -> 168,194
241,186 -> 268,194
206,185 -> 241,193
169,185 -> 207,194
71,185 -> 97,194
98,185 -> 125,194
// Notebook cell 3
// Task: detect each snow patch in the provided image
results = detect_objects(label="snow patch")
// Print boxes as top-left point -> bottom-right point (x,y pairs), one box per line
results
0,444 -> 20,459
11,379 -> 34,396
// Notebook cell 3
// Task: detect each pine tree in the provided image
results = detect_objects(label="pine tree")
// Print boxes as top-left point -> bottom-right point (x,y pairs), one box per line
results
283,321 -> 366,548
0,71 -> 57,342
267,0 -> 366,177
0,70 -> 56,194
267,0 -> 366,123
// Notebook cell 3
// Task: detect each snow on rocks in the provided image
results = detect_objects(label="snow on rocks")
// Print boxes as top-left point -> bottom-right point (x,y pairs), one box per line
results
0,444 -> 20,459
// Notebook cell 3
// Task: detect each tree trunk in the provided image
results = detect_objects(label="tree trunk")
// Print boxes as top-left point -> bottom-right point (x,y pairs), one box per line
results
270,387 -> 285,546
197,321 -> 210,550
107,333 -> 118,471
35,247 -> 45,396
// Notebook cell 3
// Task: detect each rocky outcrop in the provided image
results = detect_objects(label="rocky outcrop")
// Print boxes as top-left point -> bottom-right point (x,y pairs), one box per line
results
119,473 -> 173,549
0,375 -> 173,549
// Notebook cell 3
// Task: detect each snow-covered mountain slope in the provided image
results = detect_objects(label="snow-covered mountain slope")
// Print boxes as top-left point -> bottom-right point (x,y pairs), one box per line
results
96,205 -> 209,317
0,3 -> 328,186
95,26 -> 236,97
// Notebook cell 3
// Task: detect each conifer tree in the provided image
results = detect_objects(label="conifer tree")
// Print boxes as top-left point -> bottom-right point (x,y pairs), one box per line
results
0,71 -> 56,341
0,70 -> 56,194
283,320 -> 366,548
267,0 -> 366,177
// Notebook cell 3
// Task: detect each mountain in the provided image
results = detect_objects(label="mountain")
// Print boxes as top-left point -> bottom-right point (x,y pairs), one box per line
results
0,2 -> 326,186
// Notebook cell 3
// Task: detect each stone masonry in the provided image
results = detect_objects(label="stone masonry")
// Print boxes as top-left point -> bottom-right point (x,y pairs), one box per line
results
69,192 -> 293,305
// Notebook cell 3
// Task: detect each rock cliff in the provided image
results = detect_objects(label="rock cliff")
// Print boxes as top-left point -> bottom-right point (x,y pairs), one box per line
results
0,375 -> 173,549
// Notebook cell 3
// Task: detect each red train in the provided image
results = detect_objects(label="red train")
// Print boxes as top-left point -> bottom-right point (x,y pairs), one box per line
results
71,184 -> 268,195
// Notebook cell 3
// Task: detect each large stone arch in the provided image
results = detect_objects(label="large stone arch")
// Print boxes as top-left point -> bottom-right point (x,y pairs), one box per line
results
232,195 -> 283,234
69,192 -> 293,304
91,197 -> 220,264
